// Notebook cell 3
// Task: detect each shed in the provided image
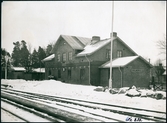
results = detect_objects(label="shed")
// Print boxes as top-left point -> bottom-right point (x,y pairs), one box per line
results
99,56 -> 153,88
8,67 -> 26,79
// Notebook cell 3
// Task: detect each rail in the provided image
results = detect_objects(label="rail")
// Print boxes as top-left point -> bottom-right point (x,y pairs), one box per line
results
1,86 -> 166,122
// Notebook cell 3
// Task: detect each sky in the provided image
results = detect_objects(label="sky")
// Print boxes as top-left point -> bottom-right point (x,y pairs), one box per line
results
1,1 -> 166,65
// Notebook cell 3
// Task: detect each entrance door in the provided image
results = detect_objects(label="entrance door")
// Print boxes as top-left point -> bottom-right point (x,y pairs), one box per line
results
80,69 -> 85,84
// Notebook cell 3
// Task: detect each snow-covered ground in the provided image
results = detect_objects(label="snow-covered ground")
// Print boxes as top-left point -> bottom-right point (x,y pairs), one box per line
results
1,79 -> 166,113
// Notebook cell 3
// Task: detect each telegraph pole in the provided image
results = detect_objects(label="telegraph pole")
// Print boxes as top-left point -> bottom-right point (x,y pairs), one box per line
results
109,1 -> 114,89
5,55 -> 9,79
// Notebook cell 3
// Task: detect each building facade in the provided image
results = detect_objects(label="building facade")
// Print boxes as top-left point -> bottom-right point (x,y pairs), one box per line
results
7,67 -> 45,80
42,32 -> 152,88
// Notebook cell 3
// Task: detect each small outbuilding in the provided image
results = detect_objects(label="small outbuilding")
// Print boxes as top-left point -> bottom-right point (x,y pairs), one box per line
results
8,67 -> 26,79
8,67 -> 45,80
99,56 -> 153,88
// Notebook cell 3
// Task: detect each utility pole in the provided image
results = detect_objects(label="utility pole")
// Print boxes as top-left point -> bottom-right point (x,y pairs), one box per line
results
109,1 -> 114,89
5,55 -> 9,79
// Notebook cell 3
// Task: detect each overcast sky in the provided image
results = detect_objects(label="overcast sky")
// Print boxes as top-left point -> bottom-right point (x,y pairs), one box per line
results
1,1 -> 166,65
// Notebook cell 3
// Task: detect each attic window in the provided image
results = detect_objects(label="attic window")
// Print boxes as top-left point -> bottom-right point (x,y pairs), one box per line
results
106,49 -> 111,59
117,50 -> 123,58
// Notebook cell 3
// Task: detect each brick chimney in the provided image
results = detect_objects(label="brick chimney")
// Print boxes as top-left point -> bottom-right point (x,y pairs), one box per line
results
91,36 -> 100,44
110,32 -> 117,37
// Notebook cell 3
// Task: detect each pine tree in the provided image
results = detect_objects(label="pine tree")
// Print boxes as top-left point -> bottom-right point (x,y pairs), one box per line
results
20,40 -> 29,66
31,49 -> 39,68
38,46 -> 46,68
46,44 -> 53,57
20,40 -> 32,72
12,40 -> 32,72
11,41 -> 21,67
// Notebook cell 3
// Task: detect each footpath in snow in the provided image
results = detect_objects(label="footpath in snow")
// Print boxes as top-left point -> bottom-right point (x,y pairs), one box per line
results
1,79 -> 166,113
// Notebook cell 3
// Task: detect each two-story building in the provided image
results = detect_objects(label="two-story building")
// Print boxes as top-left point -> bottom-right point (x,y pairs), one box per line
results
42,32 -> 153,88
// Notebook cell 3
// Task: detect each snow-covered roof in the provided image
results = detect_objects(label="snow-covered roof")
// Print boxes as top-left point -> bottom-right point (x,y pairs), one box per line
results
12,67 -> 26,71
50,33 -> 137,57
99,56 -> 139,68
32,68 -> 45,73
42,54 -> 55,62
77,38 -> 114,57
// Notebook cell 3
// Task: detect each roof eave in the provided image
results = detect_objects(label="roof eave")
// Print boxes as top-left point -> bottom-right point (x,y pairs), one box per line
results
99,65 -> 124,68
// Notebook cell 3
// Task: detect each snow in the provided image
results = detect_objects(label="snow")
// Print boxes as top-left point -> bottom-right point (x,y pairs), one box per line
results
163,70 -> 166,75
12,67 -> 25,71
1,79 -> 166,114
42,54 -> 55,62
100,56 -> 139,68
1,109 -> 25,122
77,38 -> 112,56
32,68 -> 45,73
1,100 -> 51,122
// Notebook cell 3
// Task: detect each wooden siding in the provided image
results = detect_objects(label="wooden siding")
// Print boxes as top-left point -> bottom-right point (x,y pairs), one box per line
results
100,58 -> 151,88
44,35 -> 151,87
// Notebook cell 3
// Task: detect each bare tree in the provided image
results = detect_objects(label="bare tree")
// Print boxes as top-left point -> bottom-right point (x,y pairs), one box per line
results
156,36 -> 166,55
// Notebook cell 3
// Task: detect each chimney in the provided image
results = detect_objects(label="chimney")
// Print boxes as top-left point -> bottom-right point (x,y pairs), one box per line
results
110,32 -> 117,37
91,36 -> 100,44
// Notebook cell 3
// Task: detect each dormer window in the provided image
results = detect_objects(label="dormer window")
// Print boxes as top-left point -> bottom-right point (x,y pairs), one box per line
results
117,50 -> 123,58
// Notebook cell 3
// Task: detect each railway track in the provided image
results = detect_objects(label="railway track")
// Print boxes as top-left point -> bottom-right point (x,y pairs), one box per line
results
1,85 -> 166,122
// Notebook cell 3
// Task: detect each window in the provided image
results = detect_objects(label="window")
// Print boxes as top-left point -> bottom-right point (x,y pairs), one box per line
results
58,69 -> 61,78
57,54 -> 61,62
68,52 -> 72,61
68,69 -> 71,79
106,49 -> 111,59
117,50 -> 123,58
62,53 -> 66,62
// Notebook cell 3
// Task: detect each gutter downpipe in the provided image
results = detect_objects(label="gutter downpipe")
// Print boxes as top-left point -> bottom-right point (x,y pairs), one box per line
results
118,66 -> 123,87
85,54 -> 91,85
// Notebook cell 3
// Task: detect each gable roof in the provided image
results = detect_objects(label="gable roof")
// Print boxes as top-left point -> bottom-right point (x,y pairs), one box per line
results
116,37 -> 137,56
76,36 -> 137,57
42,54 -> 55,62
51,35 -> 91,53
99,56 -> 152,68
